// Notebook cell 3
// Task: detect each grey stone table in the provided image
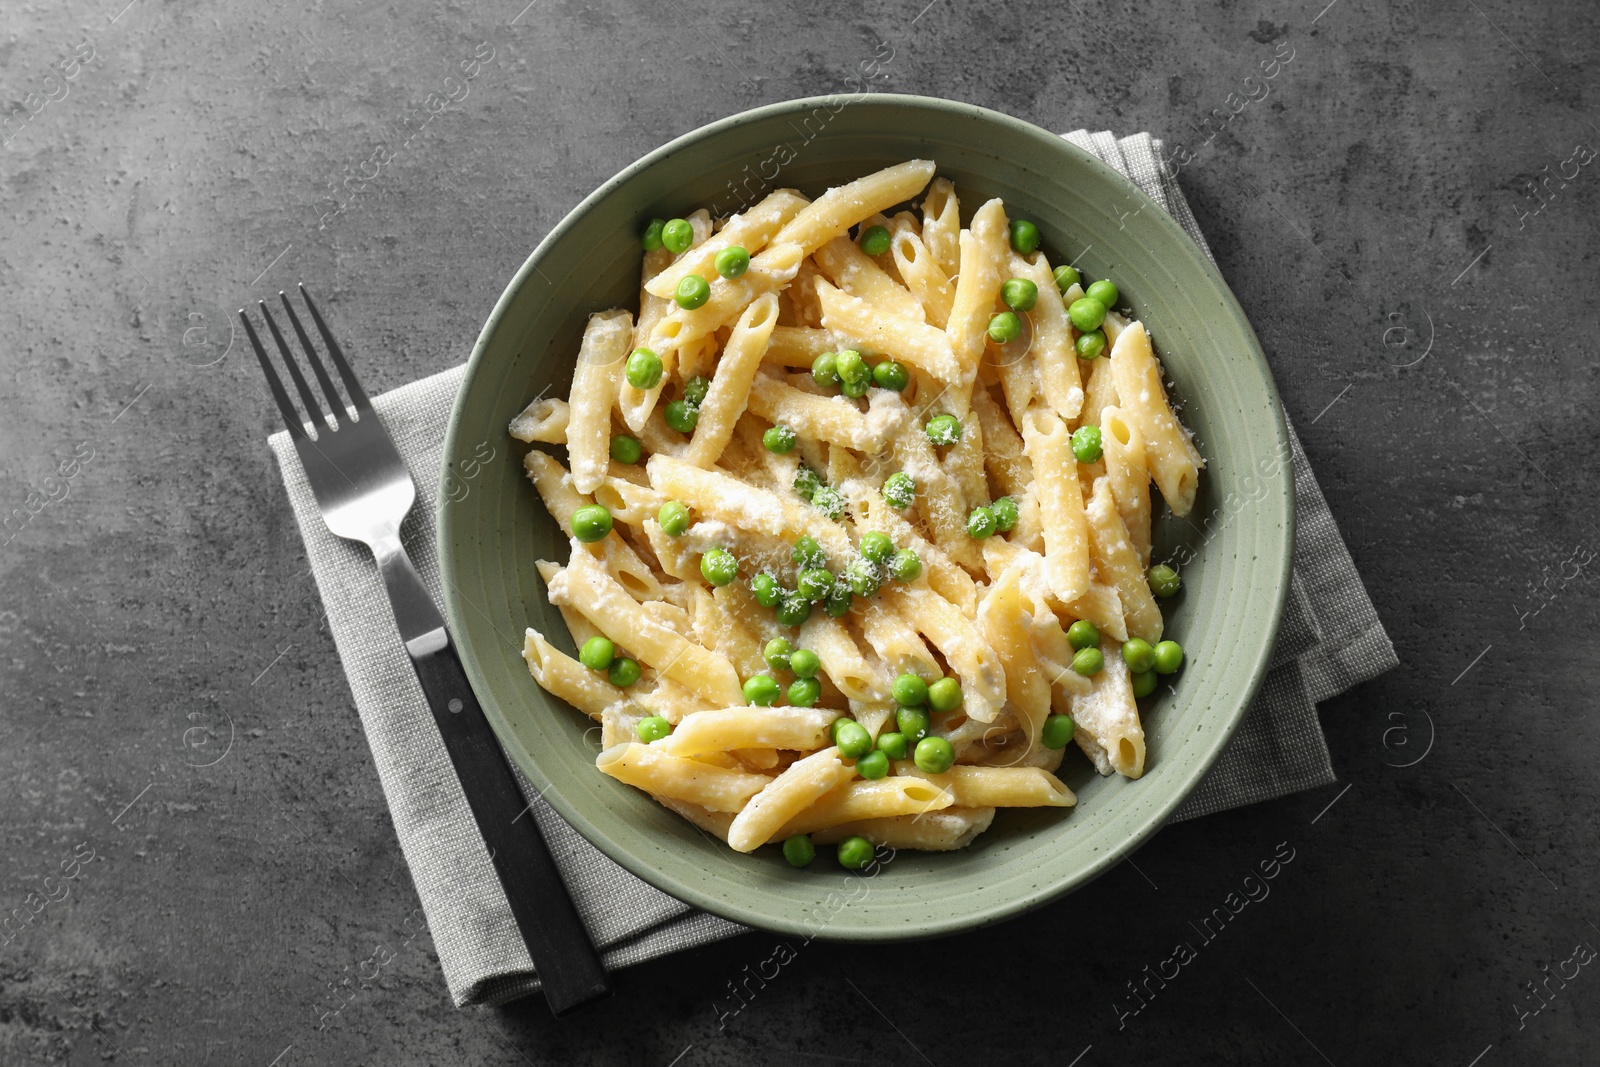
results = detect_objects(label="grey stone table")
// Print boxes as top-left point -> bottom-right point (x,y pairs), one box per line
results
2,0 -> 1595,1063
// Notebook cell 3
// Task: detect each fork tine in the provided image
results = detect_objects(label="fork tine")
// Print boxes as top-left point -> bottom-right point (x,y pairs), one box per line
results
297,283 -> 372,413
259,300 -> 328,430
278,290 -> 348,425
240,309 -> 309,440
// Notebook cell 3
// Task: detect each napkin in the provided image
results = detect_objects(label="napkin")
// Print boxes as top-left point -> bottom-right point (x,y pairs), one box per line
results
266,129 -> 1397,1007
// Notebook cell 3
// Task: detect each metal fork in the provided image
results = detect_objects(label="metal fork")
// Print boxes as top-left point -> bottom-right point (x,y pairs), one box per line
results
244,284 -> 610,1016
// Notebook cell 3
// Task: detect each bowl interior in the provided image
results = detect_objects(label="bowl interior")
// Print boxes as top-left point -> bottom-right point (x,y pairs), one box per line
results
440,95 -> 1293,940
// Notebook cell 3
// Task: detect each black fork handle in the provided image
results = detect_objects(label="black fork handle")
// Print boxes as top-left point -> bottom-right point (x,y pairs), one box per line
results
409,639 -> 612,1015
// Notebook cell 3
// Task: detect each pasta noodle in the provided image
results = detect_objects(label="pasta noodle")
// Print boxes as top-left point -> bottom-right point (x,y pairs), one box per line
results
507,161 -> 1205,860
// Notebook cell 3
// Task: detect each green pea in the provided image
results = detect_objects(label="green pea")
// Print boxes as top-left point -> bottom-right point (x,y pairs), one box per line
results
798,568 -> 835,602
763,636 -> 793,671
783,833 -> 815,868
1068,297 -> 1107,332
835,720 -> 872,759
988,311 -> 1022,343
844,558 -> 880,598
831,717 -> 853,743
991,496 -> 1018,533
640,218 -> 667,252
1121,637 -> 1156,674
835,349 -> 870,387
1053,264 -> 1081,292
837,835 -> 874,870
811,351 -> 840,389
1131,669 -> 1159,698
872,359 -> 910,392
1001,278 -> 1039,311
700,547 -> 738,586
1086,279 -> 1119,308
812,486 -> 847,520
636,714 -> 672,742
788,677 -> 822,707
661,217 -> 693,254
571,504 -> 613,543
858,532 -> 894,563
743,674 -> 780,707
608,656 -> 641,687
715,245 -> 750,279
1067,619 -> 1100,650
658,500 -> 690,536
855,750 -> 890,779
751,572 -> 782,607
625,347 -> 663,389
896,706 -> 930,744
824,585 -> 853,617
876,731 -> 908,760
793,467 -> 823,501
1009,219 -> 1040,255
889,548 -> 922,582
610,433 -> 642,465
578,636 -> 616,671
763,425 -> 798,453
664,399 -> 698,433
925,414 -> 963,445
683,375 -> 711,407
1071,425 -> 1103,463
1149,564 -> 1182,598
891,673 -> 928,707
675,274 -> 710,310
859,224 -> 892,256
1075,329 -> 1106,361
914,736 -> 956,774
882,472 -> 916,509
1071,646 -> 1105,676
776,592 -> 813,627
792,535 -> 825,568
927,677 -> 962,712
1041,713 -> 1075,749
1153,640 -> 1184,675
788,648 -> 821,680
841,375 -> 870,399
967,506 -> 997,539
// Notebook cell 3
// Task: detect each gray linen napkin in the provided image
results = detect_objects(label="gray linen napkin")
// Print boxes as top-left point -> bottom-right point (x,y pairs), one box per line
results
266,130 -> 1397,1008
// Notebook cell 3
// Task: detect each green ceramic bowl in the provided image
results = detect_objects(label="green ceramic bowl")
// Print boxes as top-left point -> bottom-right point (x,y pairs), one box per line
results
440,95 -> 1293,940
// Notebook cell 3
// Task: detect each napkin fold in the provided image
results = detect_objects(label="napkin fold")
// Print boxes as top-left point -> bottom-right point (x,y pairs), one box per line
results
267,129 -> 1397,1008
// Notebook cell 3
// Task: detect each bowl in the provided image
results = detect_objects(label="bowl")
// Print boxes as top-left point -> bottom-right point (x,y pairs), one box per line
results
439,94 -> 1294,940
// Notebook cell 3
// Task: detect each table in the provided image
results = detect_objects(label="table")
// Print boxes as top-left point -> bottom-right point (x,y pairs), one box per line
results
2,0 -> 1594,1062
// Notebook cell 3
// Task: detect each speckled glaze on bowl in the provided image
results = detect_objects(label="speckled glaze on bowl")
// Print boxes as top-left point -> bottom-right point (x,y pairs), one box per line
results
439,95 -> 1293,940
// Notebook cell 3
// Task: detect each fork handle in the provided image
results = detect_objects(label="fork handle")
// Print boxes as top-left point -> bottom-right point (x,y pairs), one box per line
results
407,639 -> 612,1015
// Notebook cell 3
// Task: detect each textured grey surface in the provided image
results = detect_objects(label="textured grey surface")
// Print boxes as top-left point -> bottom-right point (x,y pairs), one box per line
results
1,0 -> 1595,1064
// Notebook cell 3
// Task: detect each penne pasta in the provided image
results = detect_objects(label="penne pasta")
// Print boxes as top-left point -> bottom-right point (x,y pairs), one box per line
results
550,551 -> 744,707
597,742 -> 771,813
1019,407 -> 1091,604
727,747 -> 853,852
681,293 -> 780,467
662,706 -> 837,758
754,159 -> 936,265
772,776 -> 954,840
1108,321 -> 1203,516
567,309 -> 632,494
645,189 -> 810,298
1085,477 -> 1163,643
510,163 -> 1205,858
946,198 -> 1009,373
1100,405 -> 1152,568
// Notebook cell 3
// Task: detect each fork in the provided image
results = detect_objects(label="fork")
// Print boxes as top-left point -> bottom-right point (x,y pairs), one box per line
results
244,284 -> 610,1017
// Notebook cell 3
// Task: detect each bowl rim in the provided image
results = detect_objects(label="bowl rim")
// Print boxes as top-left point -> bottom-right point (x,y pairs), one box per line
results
440,92 -> 1296,939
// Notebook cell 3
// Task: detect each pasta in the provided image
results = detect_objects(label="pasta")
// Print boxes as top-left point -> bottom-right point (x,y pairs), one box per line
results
509,162 -> 1205,865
